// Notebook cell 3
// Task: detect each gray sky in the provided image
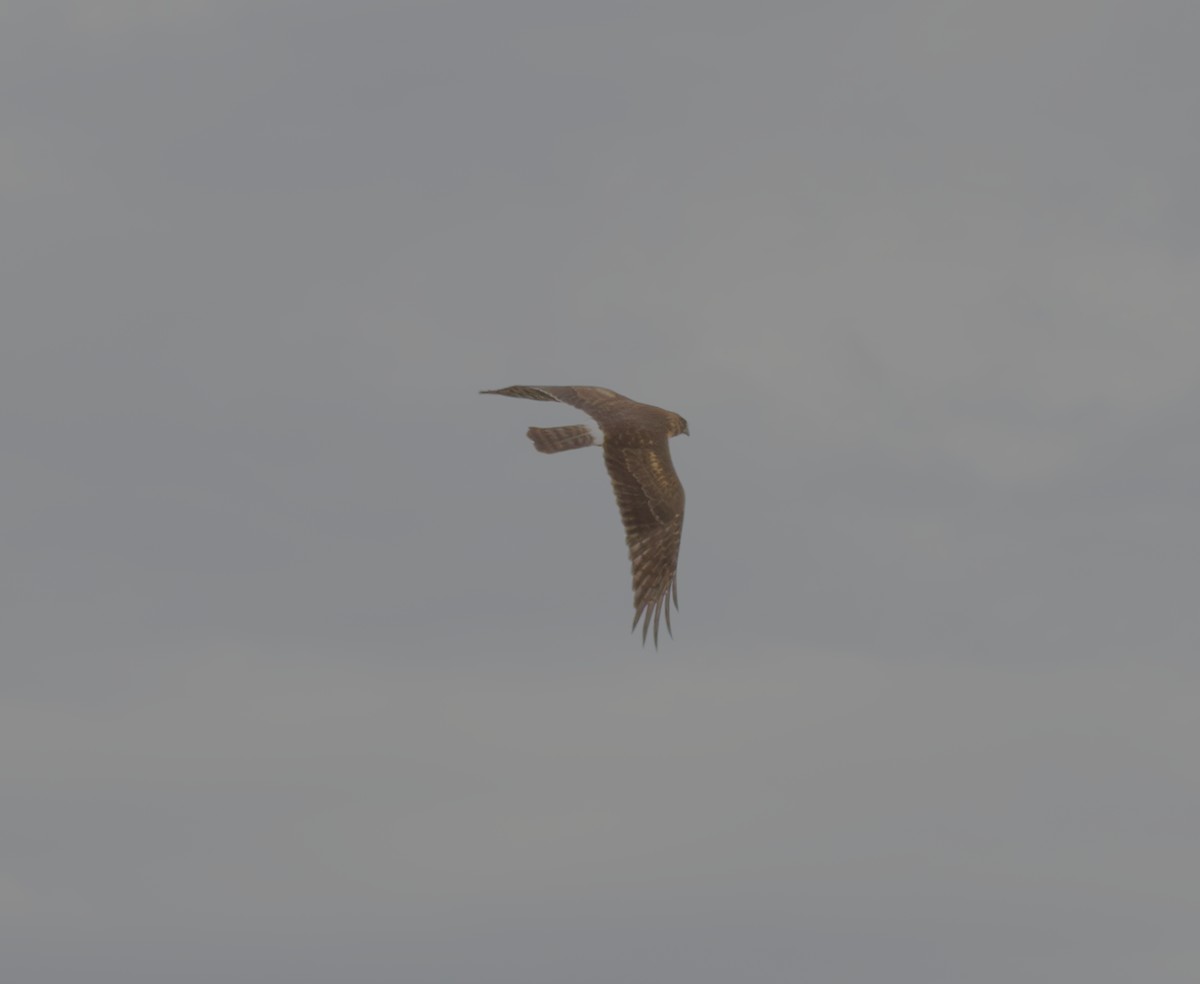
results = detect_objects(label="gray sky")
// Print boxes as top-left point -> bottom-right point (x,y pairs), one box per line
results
4,2 -> 1199,981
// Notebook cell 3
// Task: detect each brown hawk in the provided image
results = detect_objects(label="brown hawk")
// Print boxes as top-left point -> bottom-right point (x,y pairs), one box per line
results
481,385 -> 689,646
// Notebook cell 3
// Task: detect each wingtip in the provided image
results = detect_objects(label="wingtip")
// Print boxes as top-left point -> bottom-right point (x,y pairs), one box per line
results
632,611 -> 654,649
632,601 -> 674,649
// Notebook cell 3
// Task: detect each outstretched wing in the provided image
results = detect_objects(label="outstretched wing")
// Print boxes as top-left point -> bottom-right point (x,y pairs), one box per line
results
603,436 -> 685,647
479,385 -> 633,427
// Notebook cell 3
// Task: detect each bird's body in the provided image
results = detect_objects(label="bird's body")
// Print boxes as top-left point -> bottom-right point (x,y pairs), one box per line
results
481,385 -> 688,646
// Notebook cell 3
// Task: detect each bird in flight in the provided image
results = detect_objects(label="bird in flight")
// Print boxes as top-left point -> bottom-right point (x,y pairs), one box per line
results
481,385 -> 689,646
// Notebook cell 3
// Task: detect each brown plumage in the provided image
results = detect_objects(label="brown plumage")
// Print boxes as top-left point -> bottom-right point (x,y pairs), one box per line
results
481,385 -> 688,646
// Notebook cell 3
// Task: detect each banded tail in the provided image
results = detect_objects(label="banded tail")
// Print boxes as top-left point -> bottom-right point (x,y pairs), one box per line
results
526,424 -> 599,454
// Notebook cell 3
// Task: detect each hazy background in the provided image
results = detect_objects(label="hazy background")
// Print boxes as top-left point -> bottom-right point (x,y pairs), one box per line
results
4,2 -> 1198,981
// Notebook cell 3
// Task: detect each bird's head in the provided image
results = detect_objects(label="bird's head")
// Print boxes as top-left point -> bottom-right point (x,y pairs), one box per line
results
668,413 -> 689,437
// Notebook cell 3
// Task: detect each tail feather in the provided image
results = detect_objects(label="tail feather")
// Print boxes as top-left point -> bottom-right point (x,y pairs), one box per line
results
526,424 -> 598,454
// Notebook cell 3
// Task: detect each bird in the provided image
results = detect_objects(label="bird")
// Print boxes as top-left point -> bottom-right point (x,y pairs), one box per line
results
481,385 -> 688,646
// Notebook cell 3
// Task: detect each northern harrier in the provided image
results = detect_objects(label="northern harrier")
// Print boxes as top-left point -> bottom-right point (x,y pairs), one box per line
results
481,385 -> 688,646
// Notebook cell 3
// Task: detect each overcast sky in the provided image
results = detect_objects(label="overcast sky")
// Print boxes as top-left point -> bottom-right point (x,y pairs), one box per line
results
4,2 -> 1199,981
